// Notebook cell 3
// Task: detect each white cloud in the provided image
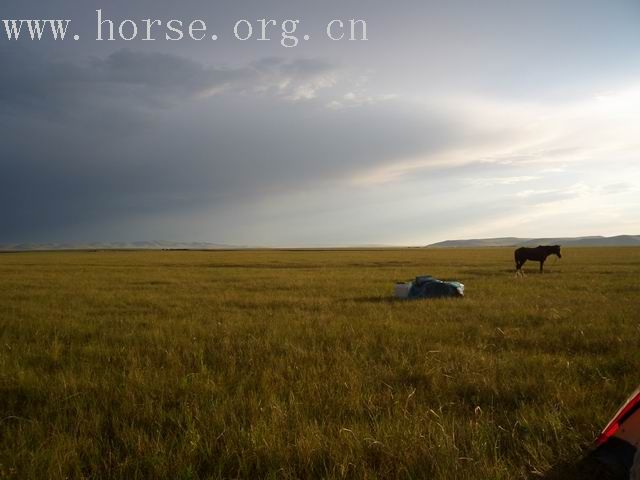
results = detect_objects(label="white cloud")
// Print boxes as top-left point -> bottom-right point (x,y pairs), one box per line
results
466,176 -> 540,187
326,91 -> 398,110
349,85 -> 640,186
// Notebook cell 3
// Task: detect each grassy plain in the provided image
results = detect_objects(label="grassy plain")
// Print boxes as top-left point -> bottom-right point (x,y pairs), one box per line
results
1,247 -> 639,479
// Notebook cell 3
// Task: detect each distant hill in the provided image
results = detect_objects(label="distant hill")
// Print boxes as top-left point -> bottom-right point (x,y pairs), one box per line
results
0,241 -> 244,251
3,236 -> 640,251
427,235 -> 640,248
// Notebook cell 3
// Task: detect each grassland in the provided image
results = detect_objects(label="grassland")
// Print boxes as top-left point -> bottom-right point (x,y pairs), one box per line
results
1,247 -> 639,479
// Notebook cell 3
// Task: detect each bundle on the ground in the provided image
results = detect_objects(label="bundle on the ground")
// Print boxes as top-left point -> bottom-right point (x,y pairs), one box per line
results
395,275 -> 464,299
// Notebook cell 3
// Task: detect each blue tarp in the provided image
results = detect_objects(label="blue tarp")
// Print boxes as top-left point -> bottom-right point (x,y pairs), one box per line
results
407,275 -> 464,299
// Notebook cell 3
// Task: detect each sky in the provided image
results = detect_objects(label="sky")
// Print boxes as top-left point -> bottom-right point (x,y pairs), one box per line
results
1,0 -> 639,246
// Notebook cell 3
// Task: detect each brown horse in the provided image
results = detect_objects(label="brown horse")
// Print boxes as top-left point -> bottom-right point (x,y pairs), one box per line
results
515,245 -> 561,276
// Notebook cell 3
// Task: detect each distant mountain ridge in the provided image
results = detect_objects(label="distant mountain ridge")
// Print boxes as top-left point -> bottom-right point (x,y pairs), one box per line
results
0,241 -> 244,251
427,235 -> 640,248
2,236 -> 639,251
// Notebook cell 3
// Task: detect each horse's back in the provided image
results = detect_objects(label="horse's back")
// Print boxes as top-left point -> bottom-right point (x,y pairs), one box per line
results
515,246 -> 546,260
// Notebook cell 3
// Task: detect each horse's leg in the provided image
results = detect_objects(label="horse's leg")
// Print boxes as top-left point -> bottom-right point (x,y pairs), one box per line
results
540,260 -> 544,273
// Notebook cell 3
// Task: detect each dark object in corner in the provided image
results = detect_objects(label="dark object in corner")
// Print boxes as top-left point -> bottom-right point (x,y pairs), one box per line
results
583,385 -> 640,479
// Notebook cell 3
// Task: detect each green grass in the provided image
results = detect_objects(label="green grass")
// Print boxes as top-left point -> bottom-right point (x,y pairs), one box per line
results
1,247 -> 639,479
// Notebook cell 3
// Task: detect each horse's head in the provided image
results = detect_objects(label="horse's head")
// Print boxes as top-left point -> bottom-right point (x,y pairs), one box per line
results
551,245 -> 562,258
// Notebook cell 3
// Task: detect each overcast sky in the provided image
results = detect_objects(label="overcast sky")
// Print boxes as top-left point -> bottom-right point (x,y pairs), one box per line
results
1,0 -> 639,245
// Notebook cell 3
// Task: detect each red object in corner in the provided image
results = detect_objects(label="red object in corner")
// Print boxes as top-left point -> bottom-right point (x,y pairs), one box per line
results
596,387 -> 640,446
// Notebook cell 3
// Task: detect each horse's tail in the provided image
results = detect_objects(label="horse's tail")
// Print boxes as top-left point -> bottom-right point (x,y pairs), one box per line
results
514,247 -> 523,270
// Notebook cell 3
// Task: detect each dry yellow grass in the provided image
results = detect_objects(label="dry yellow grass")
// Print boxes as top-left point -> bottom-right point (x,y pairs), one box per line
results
1,247 -> 639,479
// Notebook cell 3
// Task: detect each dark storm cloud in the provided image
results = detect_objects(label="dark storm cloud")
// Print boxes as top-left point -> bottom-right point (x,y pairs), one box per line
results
99,51 -> 338,100
3,0 -> 639,244
0,45 -> 337,112
0,46 -> 466,242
